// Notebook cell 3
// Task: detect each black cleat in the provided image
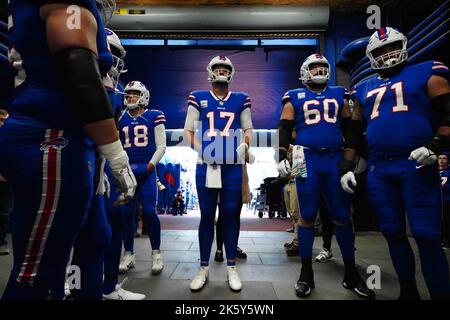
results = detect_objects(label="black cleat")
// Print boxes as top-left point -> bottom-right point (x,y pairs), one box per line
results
343,271 -> 376,300
286,245 -> 299,256
214,250 -> 224,262
284,241 -> 293,249
295,280 -> 315,298
236,246 -> 247,259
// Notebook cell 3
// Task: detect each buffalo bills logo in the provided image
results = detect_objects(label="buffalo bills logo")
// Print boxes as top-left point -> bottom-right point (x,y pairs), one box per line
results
377,28 -> 388,41
40,137 -> 68,151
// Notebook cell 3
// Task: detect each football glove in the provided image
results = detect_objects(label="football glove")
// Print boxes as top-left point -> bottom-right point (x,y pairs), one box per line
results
408,147 -> 437,166
340,172 -> 357,194
338,159 -> 357,194
277,159 -> 292,178
98,140 -> 137,202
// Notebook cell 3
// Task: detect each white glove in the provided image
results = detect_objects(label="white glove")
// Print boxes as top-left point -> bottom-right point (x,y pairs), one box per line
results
408,147 -> 437,166
277,159 -> 292,177
98,140 -> 137,203
341,171 -> 357,194
236,142 -> 248,163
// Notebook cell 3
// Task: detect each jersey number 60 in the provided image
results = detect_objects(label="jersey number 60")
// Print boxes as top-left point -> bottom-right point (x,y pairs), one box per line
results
303,99 -> 339,125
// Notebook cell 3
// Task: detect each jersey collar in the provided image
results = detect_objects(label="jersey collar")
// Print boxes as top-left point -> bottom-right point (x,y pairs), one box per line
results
209,90 -> 232,102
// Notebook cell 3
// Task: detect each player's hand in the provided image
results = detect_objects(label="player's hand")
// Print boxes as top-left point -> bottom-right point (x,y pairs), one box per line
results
340,171 -> 357,194
277,159 -> 291,177
146,162 -> 154,174
108,151 -> 137,202
408,147 -> 437,166
236,142 -> 248,163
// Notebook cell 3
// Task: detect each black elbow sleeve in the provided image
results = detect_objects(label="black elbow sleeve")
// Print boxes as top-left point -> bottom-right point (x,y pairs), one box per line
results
432,93 -> 450,127
54,47 -> 113,126
275,119 -> 294,162
344,119 -> 365,150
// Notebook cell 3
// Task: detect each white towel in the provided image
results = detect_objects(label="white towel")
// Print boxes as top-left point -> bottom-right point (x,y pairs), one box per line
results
205,164 -> 222,188
291,145 -> 308,178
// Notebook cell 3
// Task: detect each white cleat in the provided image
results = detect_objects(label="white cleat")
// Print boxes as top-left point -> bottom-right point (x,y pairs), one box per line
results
151,252 -> 164,275
103,284 -> 146,300
190,267 -> 209,292
315,248 -> 334,263
227,266 -> 242,292
119,251 -> 136,274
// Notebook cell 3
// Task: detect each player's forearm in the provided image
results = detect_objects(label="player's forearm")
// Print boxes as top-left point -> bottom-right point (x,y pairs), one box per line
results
85,119 -> 119,146
243,128 -> 253,146
184,129 -> 201,151
149,124 -> 167,167
343,148 -> 357,162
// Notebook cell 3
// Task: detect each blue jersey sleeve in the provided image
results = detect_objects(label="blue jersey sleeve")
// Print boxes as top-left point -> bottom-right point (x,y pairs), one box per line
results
282,91 -> 291,105
431,61 -> 450,80
153,110 -> 166,126
241,93 -> 251,112
188,92 -> 200,111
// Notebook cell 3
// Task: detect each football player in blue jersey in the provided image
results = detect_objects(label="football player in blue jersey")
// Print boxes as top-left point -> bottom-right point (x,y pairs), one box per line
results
439,154 -> 450,249
341,27 -> 450,300
99,29 -> 145,300
118,80 -> 167,277
0,0 -> 136,300
276,53 -> 374,299
184,55 -> 254,292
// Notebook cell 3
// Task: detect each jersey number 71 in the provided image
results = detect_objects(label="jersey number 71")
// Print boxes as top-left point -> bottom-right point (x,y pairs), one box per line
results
367,82 -> 408,120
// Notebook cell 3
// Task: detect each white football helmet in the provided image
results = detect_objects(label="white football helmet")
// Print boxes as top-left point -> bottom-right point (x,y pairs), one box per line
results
207,55 -> 235,84
96,0 -> 116,26
124,81 -> 150,110
105,28 -> 127,81
300,54 -> 330,85
366,27 -> 408,70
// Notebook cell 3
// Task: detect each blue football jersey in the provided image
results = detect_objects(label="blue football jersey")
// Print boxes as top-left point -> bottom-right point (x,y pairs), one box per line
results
283,86 -> 348,149
440,168 -> 450,203
118,109 -> 166,164
352,61 -> 450,158
188,90 -> 251,164
7,0 -> 113,129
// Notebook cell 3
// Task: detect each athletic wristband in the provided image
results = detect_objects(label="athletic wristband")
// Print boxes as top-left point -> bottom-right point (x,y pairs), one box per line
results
338,159 -> 355,176
98,140 -> 126,162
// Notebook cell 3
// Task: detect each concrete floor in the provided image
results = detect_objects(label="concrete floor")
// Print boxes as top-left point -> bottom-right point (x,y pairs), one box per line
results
1,231 -> 449,300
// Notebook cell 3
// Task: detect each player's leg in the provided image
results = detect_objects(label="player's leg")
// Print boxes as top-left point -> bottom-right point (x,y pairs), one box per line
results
214,214 -> 224,262
119,194 -> 137,273
218,164 -> 243,291
322,152 -> 374,299
139,170 -> 163,274
71,192 -> 112,300
315,196 -> 333,262
190,164 -> 219,291
0,124 -> 95,300
401,162 -> 450,299
294,151 -> 321,297
367,160 -> 419,299
219,164 -> 244,264
103,168 -> 125,295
